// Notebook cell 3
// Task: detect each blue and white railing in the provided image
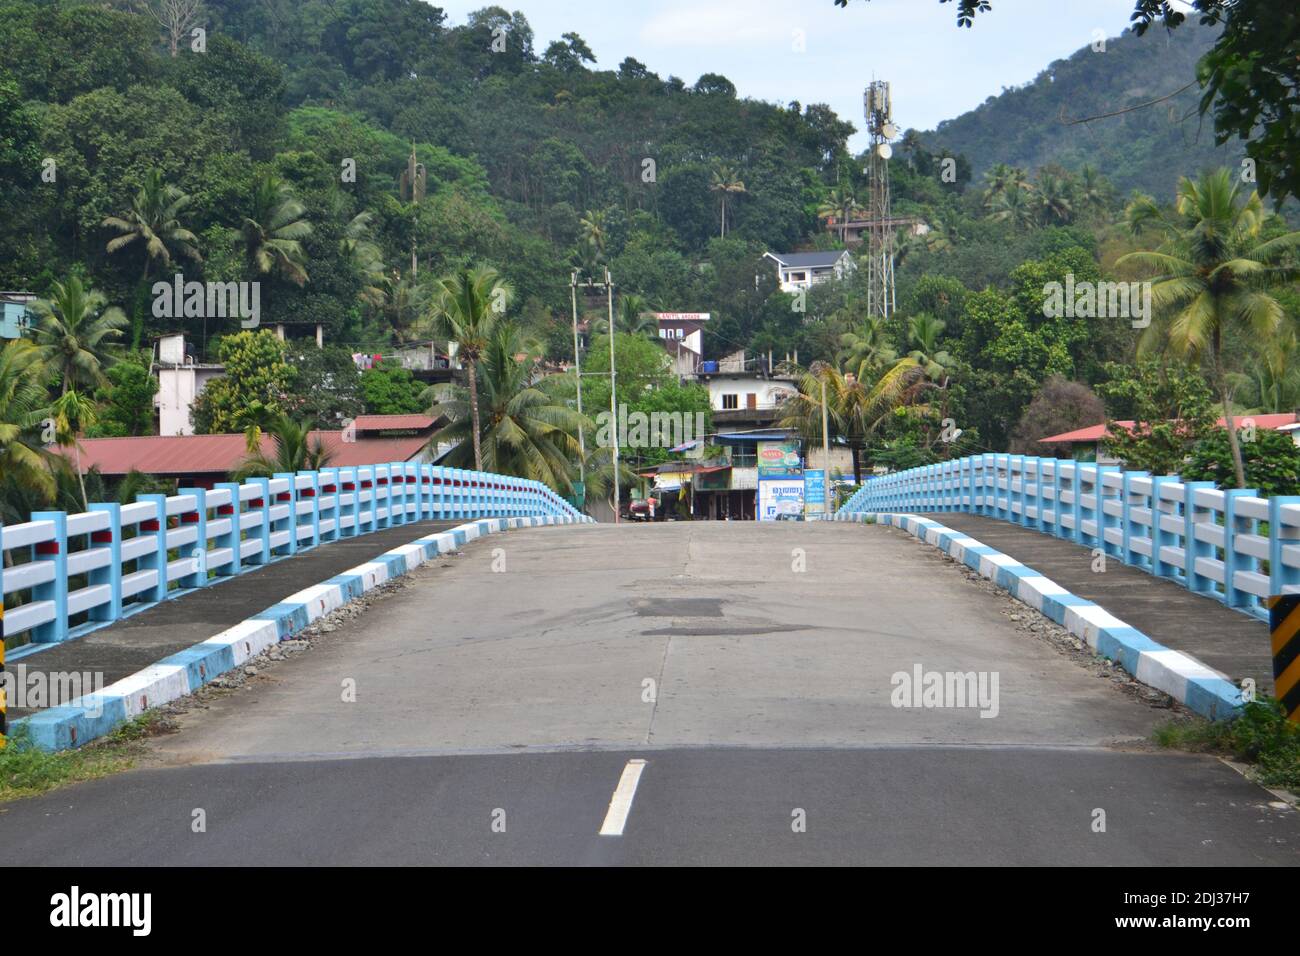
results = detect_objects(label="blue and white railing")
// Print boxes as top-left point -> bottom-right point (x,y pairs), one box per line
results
837,453 -> 1300,621
1,462 -> 585,648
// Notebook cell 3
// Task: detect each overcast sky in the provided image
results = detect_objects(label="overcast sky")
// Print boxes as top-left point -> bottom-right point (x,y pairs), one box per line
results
435,0 -> 1182,150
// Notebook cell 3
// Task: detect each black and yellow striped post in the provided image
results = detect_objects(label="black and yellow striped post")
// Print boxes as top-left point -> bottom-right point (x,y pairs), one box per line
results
1267,595 -> 1300,723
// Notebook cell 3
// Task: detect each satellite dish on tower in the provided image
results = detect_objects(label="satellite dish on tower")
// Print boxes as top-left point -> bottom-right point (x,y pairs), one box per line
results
882,122 -> 898,140
876,143 -> 893,159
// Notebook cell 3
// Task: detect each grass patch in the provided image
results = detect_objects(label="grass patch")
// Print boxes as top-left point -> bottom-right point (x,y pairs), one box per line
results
1155,697 -> 1300,791
0,711 -> 172,803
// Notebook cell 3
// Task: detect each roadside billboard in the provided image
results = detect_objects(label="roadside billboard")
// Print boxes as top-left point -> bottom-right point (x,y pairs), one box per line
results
803,469 -> 826,517
758,478 -> 804,521
757,441 -> 802,477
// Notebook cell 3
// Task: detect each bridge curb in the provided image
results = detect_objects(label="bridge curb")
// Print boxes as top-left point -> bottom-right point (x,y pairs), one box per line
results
14,515 -> 591,750
836,511 -> 1243,720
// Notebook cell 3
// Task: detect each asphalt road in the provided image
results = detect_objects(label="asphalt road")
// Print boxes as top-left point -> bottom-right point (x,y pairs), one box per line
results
3,521 -> 1296,865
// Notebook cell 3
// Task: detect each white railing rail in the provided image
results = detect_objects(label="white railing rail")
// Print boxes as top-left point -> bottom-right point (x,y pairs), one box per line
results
1,462 -> 581,646
838,453 -> 1300,621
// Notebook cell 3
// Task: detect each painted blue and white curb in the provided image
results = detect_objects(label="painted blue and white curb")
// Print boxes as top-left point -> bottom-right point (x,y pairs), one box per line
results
15,515 -> 591,750
845,511 -> 1243,721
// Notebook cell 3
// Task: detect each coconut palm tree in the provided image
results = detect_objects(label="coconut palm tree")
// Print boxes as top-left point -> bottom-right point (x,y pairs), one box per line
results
1077,164 -> 1115,221
101,169 -> 202,281
241,171 -> 312,286
0,338 -> 54,508
1119,168 -> 1300,488
907,313 -> 954,387
1034,167 -> 1077,226
987,183 -> 1036,229
233,415 -> 334,480
579,208 -> 608,261
982,164 -> 1027,206
424,325 -> 586,491
617,293 -> 656,337
836,316 -> 897,379
421,265 -> 513,471
817,185 -> 861,243
30,277 -> 127,395
779,359 -> 923,483
709,162 -> 746,238
1230,330 -> 1300,413
50,388 -> 98,511
340,211 -> 386,308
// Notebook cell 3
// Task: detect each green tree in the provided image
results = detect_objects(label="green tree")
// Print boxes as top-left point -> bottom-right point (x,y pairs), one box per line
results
101,169 -> 202,282
709,162 -> 746,238
1098,359 -> 1217,475
0,338 -> 54,508
1120,169 -> 1300,488
1184,427 -> 1300,497
425,326 -> 585,491
30,277 -> 127,395
421,265 -> 513,470
241,171 -> 312,285
51,388 -> 98,510
89,359 -> 156,437
233,415 -> 334,480
360,363 -> 426,415
191,329 -> 294,433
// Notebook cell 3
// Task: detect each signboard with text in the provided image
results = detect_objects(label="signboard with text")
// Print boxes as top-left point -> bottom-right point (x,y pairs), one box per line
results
803,469 -> 826,516
758,478 -> 804,521
757,441 -> 802,477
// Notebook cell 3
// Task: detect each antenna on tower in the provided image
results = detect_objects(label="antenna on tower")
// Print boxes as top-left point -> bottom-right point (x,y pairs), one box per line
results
863,80 -> 898,319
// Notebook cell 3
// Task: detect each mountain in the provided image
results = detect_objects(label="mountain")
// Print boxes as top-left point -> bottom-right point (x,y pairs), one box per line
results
920,22 -> 1239,200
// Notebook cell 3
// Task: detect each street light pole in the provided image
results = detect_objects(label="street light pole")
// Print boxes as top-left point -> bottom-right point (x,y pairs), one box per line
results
570,271 -> 586,487
606,266 -> 619,524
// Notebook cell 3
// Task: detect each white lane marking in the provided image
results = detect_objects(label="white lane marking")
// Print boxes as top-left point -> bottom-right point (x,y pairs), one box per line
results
598,759 -> 647,836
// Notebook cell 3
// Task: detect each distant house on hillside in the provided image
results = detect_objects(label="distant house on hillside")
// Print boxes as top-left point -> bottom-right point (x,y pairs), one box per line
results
1,291 -> 34,339
1040,413 -> 1300,462
763,250 -> 855,293
653,312 -> 708,378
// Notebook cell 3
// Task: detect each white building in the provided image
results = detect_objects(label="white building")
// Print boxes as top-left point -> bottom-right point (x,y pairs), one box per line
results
763,250 -> 856,293
152,334 -> 225,436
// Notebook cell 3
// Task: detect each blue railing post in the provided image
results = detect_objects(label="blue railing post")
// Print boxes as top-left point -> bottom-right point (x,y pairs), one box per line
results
1269,496 -> 1300,596
272,474 -> 298,557
31,511 -> 68,643
1149,476 -> 1178,579
1222,488 -> 1259,609
318,469 -> 341,543
338,468 -> 359,537
247,478 -> 272,564
1067,461 -> 1084,546
214,482 -> 243,577
1182,481 -> 1217,595
177,487 -> 208,589
87,502 -> 122,624
138,494 -> 170,601
1095,465 -> 1122,557
1120,471 -> 1151,569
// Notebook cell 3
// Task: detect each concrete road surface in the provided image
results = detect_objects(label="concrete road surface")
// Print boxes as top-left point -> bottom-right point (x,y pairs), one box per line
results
3,522 -> 1297,865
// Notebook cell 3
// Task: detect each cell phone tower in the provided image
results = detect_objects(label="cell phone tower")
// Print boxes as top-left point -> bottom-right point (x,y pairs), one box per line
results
864,81 -> 898,319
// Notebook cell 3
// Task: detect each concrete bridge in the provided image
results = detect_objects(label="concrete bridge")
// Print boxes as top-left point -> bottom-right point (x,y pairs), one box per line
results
0,455 -> 1297,865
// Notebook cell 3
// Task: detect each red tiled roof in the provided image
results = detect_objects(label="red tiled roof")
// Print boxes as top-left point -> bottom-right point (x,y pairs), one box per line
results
353,414 -> 435,432
69,430 -> 428,476
1040,413 -> 1298,445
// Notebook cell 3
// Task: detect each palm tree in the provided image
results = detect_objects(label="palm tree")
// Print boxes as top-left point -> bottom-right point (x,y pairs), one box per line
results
340,211 -> 386,308
101,169 -> 202,281
1119,168 -> 1300,488
617,293 -> 656,337
30,277 -> 127,395
982,163 -> 1027,206
424,325 -> 585,491
779,359 -> 923,483
0,338 -> 54,507
579,209 -> 608,261
51,388 -> 98,511
1231,330 -> 1300,413
709,162 -> 746,237
906,314 -> 954,387
233,415 -> 334,480
241,172 -> 312,286
837,316 -> 897,379
421,265 -> 513,471
1034,168 -> 1076,226
987,183 -> 1036,229
1077,165 -> 1115,221
818,185 -> 860,243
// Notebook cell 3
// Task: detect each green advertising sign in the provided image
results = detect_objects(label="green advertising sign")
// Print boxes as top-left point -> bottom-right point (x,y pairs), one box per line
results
757,441 -> 802,477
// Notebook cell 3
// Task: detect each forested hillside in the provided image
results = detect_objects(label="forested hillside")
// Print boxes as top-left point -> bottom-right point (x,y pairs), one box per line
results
920,21 -> 1236,200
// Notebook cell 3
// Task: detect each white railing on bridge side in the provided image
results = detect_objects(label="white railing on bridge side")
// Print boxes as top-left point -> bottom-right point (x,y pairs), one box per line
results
836,453 -> 1300,621
0,463 -> 583,647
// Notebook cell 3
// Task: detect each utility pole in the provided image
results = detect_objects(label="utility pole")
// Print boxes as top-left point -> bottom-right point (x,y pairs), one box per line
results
569,271 -> 586,488
606,266 -> 619,524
